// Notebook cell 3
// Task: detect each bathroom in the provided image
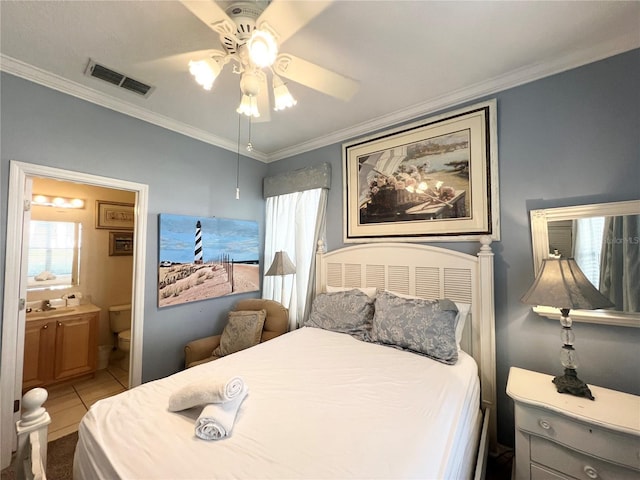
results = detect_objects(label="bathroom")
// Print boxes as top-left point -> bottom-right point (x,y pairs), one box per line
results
24,177 -> 135,397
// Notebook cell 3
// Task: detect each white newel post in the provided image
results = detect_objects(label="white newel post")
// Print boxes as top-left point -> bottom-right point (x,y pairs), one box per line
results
15,388 -> 51,480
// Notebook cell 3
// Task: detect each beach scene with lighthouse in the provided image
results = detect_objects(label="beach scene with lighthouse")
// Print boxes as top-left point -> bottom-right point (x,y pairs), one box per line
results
158,214 -> 259,307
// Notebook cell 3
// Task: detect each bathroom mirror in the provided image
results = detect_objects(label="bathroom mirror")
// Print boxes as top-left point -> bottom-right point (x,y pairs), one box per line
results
27,220 -> 82,291
530,200 -> 640,328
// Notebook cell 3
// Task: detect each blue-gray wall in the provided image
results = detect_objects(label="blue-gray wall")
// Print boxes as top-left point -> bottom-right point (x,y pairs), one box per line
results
0,72 -> 267,382
1,49 -> 638,448
268,49 -> 640,446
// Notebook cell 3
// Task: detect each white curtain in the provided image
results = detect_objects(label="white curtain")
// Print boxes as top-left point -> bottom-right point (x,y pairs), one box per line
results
599,215 -> 640,312
573,217 -> 605,287
263,188 -> 327,330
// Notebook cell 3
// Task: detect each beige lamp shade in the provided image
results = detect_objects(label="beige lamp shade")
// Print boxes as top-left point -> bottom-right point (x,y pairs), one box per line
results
521,258 -> 613,310
265,251 -> 296,276
521,258 -> 613,400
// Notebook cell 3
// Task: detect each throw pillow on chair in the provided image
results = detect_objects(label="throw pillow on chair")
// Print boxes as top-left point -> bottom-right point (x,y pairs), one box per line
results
212,309 -> 267,357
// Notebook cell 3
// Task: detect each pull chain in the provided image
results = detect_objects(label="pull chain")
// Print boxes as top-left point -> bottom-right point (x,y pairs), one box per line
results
235,110 -> 241,200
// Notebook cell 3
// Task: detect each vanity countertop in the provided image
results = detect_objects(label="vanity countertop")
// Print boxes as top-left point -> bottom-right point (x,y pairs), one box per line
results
26,303 -> 100,321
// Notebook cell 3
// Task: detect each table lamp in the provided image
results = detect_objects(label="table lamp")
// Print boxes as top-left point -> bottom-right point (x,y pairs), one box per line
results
265,251 -> 296,305
521,258 -> 613,400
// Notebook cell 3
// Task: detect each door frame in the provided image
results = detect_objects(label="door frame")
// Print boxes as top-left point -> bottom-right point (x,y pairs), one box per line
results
1,160 -> 148,468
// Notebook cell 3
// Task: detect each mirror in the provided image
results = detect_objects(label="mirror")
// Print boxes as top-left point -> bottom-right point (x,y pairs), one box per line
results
27,220 -> 82,291
530,200 -> 640,328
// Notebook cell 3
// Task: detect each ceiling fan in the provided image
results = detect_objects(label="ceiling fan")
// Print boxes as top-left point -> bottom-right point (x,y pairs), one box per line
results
180,0 -> 359,121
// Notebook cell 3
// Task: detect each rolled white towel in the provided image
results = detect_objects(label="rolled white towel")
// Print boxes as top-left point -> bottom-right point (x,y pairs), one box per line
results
34,271 -> 56,281
168,376 -> 245,412
195,385 -> 248,440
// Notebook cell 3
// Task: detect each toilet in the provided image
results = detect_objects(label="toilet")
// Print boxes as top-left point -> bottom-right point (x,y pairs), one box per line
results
109,304 -> 131,370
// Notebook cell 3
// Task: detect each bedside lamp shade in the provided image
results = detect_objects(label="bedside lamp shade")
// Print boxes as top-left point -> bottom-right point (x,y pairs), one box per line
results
265,251 -> 296,276
521,258 -> 613,311
265,251 -> 296,307
521,258 -> 613,400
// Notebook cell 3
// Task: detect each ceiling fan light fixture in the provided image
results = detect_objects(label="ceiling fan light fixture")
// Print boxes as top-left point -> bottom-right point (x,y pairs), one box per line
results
239,70 -> 262,97
248,29 -> 278,68
237,94 -> 260,118
272,75 -> 297,111
188,59 -> 221,90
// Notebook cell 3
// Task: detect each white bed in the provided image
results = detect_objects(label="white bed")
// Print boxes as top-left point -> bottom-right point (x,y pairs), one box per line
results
74,240 -> 496,479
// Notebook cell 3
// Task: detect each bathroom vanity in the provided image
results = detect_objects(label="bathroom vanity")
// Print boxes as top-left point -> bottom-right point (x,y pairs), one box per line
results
23,303 -> 101,391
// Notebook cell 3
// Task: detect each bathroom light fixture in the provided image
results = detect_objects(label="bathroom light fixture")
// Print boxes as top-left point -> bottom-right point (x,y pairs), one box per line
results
32,194 -> 85,209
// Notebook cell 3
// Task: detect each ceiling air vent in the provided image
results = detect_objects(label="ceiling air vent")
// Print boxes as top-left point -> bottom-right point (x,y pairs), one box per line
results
84,59 -> 154,98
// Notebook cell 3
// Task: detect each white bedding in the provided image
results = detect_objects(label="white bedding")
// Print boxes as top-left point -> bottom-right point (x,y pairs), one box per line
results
74,327 -> 480,479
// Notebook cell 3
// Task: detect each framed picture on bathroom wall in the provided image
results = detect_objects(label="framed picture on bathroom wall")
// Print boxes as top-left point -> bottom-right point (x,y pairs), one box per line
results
109,231 -> 134,256
96,201 -> 135,230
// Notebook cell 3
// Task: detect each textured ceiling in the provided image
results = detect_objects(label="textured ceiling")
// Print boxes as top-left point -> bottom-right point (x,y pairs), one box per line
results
1,1 -> 638,162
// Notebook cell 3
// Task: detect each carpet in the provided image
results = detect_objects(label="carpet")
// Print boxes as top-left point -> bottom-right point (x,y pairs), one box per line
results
0,431 -> 77,480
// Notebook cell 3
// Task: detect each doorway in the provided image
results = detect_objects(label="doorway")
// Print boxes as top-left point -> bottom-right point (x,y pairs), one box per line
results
0,161 -> 148,469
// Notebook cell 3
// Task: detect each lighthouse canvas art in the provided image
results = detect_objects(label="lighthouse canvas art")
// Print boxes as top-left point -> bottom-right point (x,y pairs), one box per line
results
158,214 -> 259,307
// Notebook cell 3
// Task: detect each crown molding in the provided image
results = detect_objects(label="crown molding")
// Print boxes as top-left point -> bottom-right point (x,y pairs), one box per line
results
267,35 -> 639,162
2,31 -> 638,164
0,55 -> 269,163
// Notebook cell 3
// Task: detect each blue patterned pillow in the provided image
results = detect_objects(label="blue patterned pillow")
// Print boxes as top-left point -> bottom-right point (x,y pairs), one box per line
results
307,290 -> 374,341
372,291 -> 459,364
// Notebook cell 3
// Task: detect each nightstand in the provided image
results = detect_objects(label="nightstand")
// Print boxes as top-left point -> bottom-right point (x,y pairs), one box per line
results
507,367 -> 640,480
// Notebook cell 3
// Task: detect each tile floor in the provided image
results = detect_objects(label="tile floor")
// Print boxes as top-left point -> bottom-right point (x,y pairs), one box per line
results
43,362 -> 129,442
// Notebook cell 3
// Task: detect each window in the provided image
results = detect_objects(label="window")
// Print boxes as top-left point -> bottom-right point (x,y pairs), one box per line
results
263,188 -> 325,329
262,163 -> 331,329
27,220 -> 82,290
573,216 -> 605,287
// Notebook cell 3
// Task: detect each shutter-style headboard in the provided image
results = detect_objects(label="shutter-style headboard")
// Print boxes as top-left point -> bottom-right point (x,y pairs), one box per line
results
315,238 -> 496,451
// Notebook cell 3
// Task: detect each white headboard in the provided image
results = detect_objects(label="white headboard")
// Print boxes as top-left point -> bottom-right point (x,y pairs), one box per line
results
315,237 -> 496,450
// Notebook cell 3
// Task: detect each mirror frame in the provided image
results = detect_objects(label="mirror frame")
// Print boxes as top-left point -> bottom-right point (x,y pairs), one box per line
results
530,199 -> 640,328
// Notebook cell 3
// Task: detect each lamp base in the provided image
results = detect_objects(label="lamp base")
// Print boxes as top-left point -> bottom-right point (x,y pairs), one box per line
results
552,368 -> 594,400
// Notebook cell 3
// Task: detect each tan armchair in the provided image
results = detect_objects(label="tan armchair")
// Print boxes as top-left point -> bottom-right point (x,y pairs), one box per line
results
184,299 -> 289,369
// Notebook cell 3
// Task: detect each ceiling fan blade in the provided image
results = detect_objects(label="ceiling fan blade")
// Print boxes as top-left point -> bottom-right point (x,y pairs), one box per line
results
273,54 -> 359,102
257,0 -> 332,45
179,0 -> 236,37
138,49 -> 227,71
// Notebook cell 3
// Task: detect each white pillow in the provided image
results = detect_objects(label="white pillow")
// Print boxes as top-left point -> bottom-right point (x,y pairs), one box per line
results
325,285 -> 377,299
384,290 -> 470,347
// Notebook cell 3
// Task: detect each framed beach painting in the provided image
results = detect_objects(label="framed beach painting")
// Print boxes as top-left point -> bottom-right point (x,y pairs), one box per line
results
343,99 -> 499,242
158,214 -> 259,308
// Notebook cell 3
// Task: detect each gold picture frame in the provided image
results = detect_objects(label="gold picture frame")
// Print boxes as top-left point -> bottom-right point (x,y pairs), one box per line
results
109,231 -> 134,256
343,99 -> 499,242
96,201 -> 134,230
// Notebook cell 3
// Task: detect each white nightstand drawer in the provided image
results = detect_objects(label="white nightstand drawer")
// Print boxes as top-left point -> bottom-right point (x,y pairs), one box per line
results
531,464 -> 570,480
531,435 -> 639,480
515,403 -> 640,469
508,368 -> 640,480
